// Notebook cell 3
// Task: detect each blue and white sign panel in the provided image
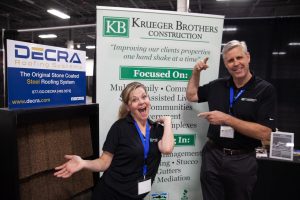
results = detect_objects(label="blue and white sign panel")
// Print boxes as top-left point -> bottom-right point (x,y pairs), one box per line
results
7,39 -> 86,109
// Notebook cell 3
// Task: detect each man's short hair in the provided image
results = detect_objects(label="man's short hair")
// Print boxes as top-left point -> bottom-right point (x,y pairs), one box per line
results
222,40 -> 248,59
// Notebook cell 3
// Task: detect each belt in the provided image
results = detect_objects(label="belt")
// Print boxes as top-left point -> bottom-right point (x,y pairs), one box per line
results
207,139 -> 254,156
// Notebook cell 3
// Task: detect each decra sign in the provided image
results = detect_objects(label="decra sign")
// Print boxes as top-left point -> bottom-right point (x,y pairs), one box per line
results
14,44 -> 82,64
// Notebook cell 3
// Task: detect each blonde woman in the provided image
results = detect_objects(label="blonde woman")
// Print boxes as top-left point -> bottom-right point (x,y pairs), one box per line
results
54,82 -> 174,200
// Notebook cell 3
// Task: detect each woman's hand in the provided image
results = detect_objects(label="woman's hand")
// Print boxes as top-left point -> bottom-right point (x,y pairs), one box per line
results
54,155 -> 84,178
157,116 -> 174,154
156,116 -> 171,126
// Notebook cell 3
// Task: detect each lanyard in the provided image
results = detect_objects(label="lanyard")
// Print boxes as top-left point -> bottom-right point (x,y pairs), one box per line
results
134,120 -> 150,178
229,87 -> 245,113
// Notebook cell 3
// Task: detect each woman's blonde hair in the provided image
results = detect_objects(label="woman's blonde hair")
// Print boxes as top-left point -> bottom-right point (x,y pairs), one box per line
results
118,82 -> 148,119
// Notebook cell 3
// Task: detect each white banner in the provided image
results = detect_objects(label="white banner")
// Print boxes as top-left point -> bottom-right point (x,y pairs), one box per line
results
96,6 -> 224,200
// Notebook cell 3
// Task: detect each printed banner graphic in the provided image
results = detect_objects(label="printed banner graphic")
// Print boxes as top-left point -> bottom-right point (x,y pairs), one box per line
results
7,40 -> 86,109
97,6 -> 224,200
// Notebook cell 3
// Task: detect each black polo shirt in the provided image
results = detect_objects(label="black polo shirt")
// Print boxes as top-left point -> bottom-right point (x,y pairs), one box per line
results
198,74 -> 277,150
101,114 -> 163,199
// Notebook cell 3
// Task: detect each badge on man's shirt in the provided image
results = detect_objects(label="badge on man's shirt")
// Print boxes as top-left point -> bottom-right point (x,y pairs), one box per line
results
220,126 -> 234,138
138,178 -> 151,195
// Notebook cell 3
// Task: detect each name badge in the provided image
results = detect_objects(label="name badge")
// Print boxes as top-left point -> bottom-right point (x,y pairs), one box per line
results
220,126 -> 234,138
138,178 -> 151,195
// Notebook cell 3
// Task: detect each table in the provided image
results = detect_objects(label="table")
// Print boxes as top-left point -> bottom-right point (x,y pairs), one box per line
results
253,156 -> 300,200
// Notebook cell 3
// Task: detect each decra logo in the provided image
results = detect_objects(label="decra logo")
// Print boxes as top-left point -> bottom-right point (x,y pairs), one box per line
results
14,44 -> 82,64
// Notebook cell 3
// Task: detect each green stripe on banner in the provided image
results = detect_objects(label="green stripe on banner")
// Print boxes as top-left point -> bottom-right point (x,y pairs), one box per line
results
174,134 -> 195,146
120,66 -> 192,81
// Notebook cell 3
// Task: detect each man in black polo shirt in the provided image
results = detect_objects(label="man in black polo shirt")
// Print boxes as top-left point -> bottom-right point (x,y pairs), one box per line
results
186,40 -> 277,200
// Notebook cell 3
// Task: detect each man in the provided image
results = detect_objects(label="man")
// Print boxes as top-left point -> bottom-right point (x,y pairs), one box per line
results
186,40 -> 277,200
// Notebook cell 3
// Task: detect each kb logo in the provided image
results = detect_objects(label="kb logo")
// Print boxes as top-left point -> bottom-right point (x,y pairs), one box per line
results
103,16 -> 129,37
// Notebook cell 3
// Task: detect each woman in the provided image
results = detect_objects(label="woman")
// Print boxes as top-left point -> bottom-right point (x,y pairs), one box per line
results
54,82 -> 174,200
